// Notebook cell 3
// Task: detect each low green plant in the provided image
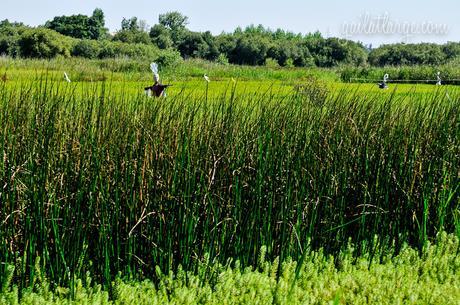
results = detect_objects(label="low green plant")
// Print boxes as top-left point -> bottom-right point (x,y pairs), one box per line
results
1,233 -> 459,304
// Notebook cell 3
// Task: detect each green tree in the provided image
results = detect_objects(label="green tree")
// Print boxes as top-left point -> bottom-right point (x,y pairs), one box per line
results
72,39 -> 101,58
229,35 -> 271,65
159,11 -> 188,32
45,14 -> 90,39
178,31 -> 206,58
215,34 -> 237,56
0,20 -> 26,56
149,24 -> 173,49
18,28 -> 73,58
201,31 -> 220,60
114,17 -> 150,44
369,43 -> 446,66
113,30 -> 150,44
0,19 -> 24,28
442,42 -> 460,61
158,11 -> 188,45
45,8 -> 107,40
121,17 -> 139,31
88,8 -> 108,40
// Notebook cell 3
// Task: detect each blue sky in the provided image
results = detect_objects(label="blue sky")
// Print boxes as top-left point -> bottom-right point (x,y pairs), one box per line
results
1,0 -> 458,45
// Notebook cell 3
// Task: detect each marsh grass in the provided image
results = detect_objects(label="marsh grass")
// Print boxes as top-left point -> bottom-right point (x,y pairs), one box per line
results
0,75 -> 459,291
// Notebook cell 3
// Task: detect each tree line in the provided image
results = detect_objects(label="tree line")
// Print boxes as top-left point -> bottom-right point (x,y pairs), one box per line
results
1,9 -> 459,68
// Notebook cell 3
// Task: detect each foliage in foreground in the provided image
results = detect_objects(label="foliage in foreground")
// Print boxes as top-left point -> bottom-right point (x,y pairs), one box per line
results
0,76 -> 459,289
1,233 -> 459,305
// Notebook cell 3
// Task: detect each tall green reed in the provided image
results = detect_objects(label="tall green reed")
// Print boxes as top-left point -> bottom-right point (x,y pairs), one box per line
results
0,78 -> 458,290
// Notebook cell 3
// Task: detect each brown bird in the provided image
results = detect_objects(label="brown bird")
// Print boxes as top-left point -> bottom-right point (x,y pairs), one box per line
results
1,72 -> 7,83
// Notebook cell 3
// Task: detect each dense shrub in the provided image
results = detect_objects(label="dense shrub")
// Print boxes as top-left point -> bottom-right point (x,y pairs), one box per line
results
44,8 -> 107,40
0,26 -> 23,57
304,36 -> 368,67
229,35 -> 271,65
72,39 -> 101,59
17,28 -> 73,58
155,49 -> 182,67
149,24 -> 173,49
443,42 -> 460,60
369,43 -> 447,66
215,53 -> 229,65
98,41 -> 156,59
265,57 -> 280,68
112,30 -> 151,44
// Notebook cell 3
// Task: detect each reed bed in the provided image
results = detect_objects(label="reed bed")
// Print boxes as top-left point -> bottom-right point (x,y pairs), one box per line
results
0,78 -> 459,290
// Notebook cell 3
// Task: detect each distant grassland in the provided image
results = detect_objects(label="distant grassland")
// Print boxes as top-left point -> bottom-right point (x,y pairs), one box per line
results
2,57 -> 457,97
0,57 -> 338,82
0,57 -> 459,302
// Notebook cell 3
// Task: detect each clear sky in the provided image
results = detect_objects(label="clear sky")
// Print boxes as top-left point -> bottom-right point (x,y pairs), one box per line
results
1,0 -> 458,45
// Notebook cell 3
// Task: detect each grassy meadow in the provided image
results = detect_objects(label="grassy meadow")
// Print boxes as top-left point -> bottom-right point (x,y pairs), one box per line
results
0,57 -> 459,304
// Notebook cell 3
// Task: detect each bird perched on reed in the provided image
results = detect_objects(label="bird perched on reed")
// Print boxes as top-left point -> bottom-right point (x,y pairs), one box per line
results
144,62 -> 171,97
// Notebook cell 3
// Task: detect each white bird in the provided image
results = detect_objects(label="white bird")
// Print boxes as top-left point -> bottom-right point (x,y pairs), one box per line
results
436,71 -> 442,86
150,62 -> 160,84
204,74 -> 210,83
64,72 -> 71,83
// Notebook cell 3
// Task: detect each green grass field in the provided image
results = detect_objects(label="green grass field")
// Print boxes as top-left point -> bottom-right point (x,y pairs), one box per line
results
0,57 -> 459,304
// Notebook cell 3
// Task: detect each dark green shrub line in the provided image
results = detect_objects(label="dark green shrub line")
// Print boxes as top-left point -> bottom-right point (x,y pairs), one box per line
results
0,25 -> 181,65
3,12 -> 460,67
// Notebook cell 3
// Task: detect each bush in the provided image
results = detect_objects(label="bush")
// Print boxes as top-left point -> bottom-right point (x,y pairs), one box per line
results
216,53 -> 229,65
369,43 -> 447,66
18,28 -> 73,58
72,39 -> 101,59
265,57 -> 279,68
98,41 -> 159,59
70,39 -> 181,65
285,58 -> 294,68
155,49 -> 182,68
112,30 -> 151,44
229,35 -> 271,66
0,26 -> 24,57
